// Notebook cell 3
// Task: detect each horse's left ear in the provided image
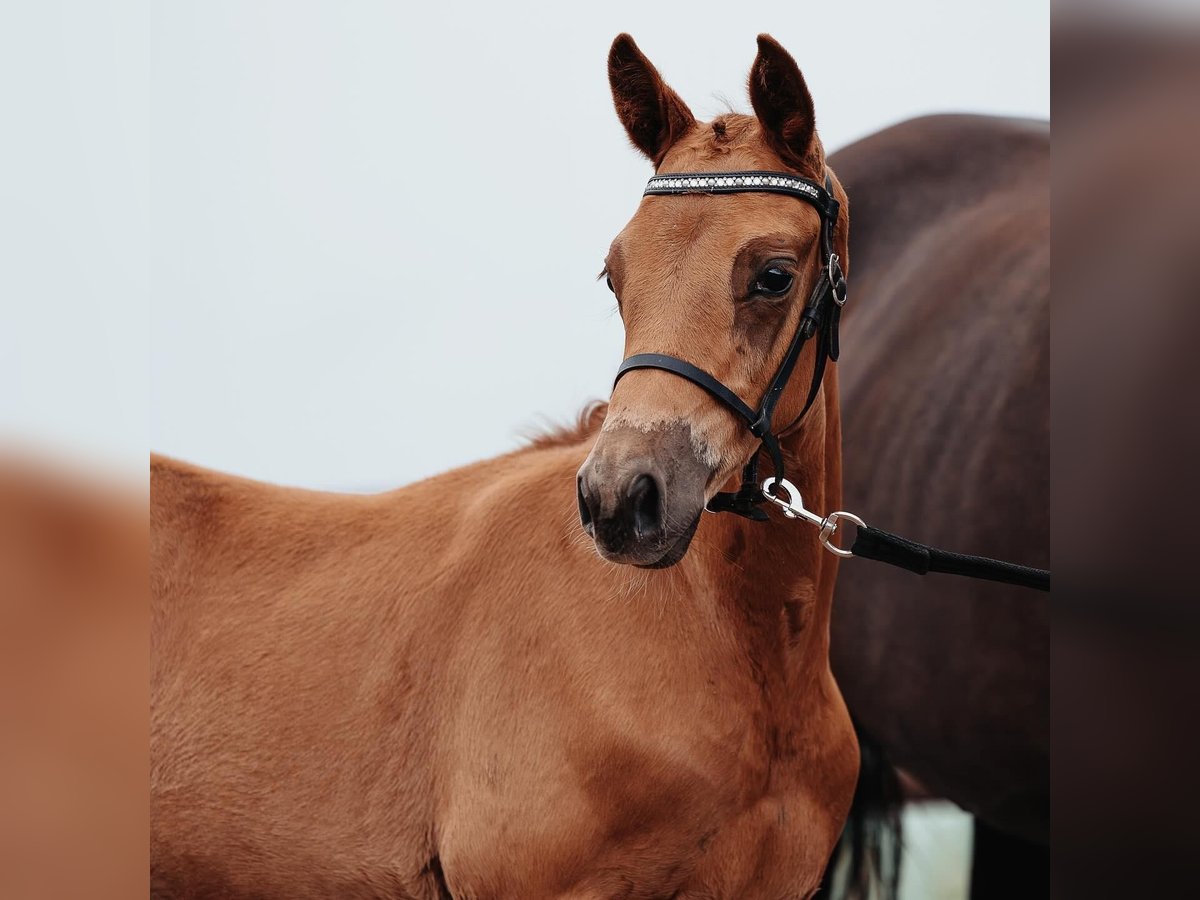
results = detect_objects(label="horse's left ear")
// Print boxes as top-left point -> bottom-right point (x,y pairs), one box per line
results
748,34 -> 820,171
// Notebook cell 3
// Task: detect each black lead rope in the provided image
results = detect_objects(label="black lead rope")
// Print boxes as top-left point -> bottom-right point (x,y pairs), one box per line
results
850,525 -> 1051,592
613,168 -> 1050,592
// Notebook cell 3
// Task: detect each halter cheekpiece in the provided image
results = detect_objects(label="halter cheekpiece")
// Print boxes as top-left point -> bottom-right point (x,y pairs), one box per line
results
613,170 -> 846,521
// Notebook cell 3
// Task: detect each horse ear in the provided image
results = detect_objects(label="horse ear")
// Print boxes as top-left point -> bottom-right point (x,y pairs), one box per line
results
748,34 -> 819,171
608,34 -> 695,166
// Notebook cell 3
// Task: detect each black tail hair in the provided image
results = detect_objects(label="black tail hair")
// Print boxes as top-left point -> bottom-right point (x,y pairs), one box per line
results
814,723 -> 904,900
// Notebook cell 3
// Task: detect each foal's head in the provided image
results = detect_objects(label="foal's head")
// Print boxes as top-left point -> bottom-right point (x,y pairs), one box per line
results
577,34 -> 847,567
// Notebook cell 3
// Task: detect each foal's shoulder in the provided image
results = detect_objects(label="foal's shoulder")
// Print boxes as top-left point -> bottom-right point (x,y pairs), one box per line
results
150,454 -> 314,562
151,455 -> 246,576
151,454 -> 260,530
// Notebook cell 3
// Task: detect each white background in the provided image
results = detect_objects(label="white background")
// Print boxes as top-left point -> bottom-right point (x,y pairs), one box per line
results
139,1 -> 1048,491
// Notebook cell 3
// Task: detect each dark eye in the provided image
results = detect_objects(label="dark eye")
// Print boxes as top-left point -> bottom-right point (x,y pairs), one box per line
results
754,266 -> 794,296
606,275 -> 615,293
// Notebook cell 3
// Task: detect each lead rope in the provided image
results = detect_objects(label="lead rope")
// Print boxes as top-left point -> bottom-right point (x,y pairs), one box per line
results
760,476 -> 1051,592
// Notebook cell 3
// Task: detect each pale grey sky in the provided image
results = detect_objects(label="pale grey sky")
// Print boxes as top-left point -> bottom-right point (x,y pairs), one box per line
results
2,2 -> 1049,487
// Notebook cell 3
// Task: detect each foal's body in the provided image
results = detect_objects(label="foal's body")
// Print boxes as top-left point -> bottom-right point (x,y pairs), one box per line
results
152,406 -> 852,898
153,34 -> 857,898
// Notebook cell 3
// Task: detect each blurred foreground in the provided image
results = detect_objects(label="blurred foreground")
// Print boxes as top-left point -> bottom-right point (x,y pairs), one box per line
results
0,458 -> 146,900
1054,10 -> 1200,899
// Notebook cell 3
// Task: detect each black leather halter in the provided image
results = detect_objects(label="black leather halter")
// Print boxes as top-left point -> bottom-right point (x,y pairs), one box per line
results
612,170 -> 846,521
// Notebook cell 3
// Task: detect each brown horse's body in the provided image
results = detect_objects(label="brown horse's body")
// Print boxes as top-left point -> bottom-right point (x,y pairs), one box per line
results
153,36 -> 858,898
827,114 -> 1049,889
151,405 -> 850,898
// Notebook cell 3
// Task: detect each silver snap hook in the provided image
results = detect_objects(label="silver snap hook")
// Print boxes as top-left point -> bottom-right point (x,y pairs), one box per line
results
761,478 -> 866,557
760,477 -> 826,528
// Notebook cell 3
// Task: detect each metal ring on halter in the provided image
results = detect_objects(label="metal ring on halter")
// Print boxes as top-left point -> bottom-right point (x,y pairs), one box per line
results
828,253 -> 846,307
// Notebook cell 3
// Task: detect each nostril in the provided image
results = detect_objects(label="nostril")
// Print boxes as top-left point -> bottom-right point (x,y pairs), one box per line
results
576,476 -> 594,535
627,473 -> 662,540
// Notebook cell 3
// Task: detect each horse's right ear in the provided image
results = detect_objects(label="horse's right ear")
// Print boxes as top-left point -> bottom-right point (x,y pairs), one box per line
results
608,34 -> 695,167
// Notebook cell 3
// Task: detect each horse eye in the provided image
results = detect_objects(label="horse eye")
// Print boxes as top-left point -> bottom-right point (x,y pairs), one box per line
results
605,275 -> 615,293
754,267 -> 794,296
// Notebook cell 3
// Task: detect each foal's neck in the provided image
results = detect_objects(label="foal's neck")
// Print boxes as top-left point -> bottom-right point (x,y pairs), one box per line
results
692,385 -> 841,670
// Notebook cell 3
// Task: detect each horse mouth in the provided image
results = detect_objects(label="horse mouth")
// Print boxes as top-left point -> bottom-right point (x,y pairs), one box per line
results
635,511 -> 701,570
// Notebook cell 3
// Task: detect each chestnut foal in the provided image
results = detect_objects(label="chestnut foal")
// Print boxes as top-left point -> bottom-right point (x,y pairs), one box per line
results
152,34 -> 856,899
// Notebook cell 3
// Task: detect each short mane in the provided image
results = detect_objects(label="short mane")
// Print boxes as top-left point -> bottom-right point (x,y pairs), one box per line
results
525,401 -> 608,450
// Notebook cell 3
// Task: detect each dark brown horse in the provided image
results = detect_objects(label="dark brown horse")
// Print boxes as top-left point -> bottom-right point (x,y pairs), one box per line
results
820,114 -> 1049,898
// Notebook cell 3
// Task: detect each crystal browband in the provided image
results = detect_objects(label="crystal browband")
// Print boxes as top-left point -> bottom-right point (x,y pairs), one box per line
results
643,170 -> 837,219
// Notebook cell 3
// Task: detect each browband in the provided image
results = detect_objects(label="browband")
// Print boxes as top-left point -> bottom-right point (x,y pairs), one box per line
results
613,169 -> 846,521
643,170 -> 840,223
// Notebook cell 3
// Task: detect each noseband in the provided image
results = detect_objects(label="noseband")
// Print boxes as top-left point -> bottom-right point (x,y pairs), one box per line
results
613,171 -> 846,521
